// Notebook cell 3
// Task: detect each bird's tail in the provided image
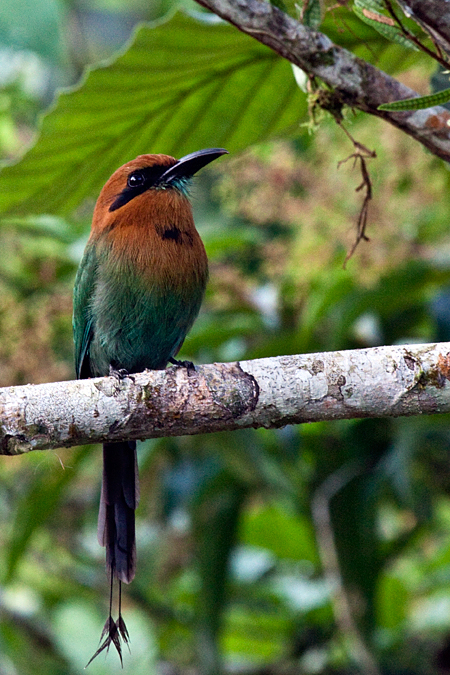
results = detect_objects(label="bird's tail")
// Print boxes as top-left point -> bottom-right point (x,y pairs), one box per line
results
86,440 -> 139,667
98,440 -> 139,583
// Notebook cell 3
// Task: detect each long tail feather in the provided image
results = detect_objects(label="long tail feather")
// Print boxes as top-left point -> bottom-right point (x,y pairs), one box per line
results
85,616 -> 122,668
87,441 -> 139,667
98,441 -> 139,583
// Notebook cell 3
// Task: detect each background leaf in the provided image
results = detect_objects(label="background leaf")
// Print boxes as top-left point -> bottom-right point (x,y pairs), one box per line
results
302,0 -> 323,29
0,12 -> 305,218
353,0 -> 419,50
378,87 -> 450,110
0,0 -> 66,63
2,2 -> 450,674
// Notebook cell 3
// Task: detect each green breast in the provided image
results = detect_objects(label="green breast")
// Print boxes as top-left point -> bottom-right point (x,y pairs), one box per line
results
73,240 -> 207,378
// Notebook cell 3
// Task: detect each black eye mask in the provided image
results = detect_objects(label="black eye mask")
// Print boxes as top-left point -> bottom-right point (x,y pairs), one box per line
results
109,164 -> 174,212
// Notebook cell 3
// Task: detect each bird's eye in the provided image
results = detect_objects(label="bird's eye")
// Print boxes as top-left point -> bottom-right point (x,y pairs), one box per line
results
127,172 -> 145,188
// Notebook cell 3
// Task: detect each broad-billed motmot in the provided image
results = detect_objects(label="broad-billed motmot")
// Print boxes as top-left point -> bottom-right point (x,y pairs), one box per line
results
73,148 -> 228,665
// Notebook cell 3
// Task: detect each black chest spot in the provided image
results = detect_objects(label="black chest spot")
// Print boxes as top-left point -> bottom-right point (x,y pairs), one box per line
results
160,225 -> 193,246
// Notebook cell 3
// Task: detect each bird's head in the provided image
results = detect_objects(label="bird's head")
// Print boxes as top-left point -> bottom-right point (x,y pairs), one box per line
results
94,149 -> 228,219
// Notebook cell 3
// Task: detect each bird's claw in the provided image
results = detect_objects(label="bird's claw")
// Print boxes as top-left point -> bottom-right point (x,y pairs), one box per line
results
109,365 -> 135,382
169,357 -> 196,375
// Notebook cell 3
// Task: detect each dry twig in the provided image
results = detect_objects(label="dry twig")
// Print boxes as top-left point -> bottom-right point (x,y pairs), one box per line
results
336,125 -> 376,266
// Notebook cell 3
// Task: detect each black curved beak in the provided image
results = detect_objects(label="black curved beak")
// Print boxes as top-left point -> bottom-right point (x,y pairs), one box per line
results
159,148 -> 228,182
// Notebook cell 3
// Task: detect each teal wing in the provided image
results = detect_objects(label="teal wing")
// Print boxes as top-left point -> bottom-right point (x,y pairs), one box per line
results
73,243 -> 98,379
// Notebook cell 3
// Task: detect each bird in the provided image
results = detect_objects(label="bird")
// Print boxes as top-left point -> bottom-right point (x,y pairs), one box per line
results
72,148 -> 228,665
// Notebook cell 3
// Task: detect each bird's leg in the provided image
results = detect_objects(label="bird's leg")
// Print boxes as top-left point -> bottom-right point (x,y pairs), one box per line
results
169,356 -> 196,374
109,363 -> 135,383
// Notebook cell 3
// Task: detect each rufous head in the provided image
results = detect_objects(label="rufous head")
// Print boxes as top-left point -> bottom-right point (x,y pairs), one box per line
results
93,149 -> 228,223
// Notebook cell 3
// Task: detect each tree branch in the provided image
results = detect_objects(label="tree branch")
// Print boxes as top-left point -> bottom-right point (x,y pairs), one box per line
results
1,342 -> 450,455
193,0 -> 450,162
395,0 -> 450,56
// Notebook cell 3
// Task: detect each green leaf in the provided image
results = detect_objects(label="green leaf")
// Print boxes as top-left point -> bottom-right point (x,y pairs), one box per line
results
191,468 -> 246,668
239,501 -> 319,563
222,606 -> 290,662
269,0 -> 288,12
355,0 -> 386,10
353,0 -> 418,50
320,4 -> 423,75
378,87 -> 450,111
0,12 -> 306,218
302,0 -> 322,29
5,446 -> 91,582
376,573 -> 409,631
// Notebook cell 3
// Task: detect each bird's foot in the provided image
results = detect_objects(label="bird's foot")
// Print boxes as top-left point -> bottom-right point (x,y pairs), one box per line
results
169,357 -> 196,375
109,364 -> 135,383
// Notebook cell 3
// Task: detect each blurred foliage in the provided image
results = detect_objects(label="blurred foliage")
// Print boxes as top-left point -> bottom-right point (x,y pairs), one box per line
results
1,1 -> 450,674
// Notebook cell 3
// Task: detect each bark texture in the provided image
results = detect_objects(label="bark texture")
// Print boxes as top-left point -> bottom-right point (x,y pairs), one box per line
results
1,342 -> 450,454
396,0 -> 450,55
192,0 -> 450,162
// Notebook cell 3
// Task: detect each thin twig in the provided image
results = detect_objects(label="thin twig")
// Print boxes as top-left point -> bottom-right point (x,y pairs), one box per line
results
336,124 -> 376,266
384,0 -> 450,68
